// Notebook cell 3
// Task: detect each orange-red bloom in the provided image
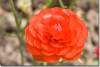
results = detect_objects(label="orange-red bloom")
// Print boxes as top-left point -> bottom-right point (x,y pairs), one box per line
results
94,46 -> 99,59
25,7 -> 88,63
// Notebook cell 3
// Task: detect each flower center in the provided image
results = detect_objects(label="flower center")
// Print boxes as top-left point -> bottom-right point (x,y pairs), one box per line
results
53,24 -> 62,32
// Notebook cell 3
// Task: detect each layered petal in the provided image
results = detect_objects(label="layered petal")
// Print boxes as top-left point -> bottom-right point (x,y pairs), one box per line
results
25,7 -> 88,63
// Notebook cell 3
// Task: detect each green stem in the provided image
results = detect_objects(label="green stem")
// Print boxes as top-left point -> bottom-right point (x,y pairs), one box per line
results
18,35 -> 24,65
45,0 -> 52,7
9,0 -> 24,65
8,0 -> 20,28
67,0 -> 76,9
58,0 -> 66,8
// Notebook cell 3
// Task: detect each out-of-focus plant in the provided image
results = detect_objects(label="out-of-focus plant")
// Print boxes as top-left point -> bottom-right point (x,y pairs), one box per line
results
59,0 -> 66,8
17,0 -> 32,16
8,0 -> 25,65
42,0 -> 77,10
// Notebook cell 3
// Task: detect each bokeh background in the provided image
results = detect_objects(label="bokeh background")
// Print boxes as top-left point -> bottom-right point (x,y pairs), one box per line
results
0,0 -> 99,66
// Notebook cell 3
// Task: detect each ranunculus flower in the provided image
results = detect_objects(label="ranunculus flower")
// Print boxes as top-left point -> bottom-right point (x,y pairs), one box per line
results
94,46 -> 99,59
25,7 -> 88,63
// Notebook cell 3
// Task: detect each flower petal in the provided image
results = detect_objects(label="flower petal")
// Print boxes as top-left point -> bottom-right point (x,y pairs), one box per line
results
33,55 -> 60,63
26,43 -> 41,56
63,47 -> 83,60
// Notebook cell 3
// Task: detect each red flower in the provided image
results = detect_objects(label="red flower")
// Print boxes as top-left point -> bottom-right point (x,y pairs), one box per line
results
94,46 -> 99,59
25,7 -> 88,63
